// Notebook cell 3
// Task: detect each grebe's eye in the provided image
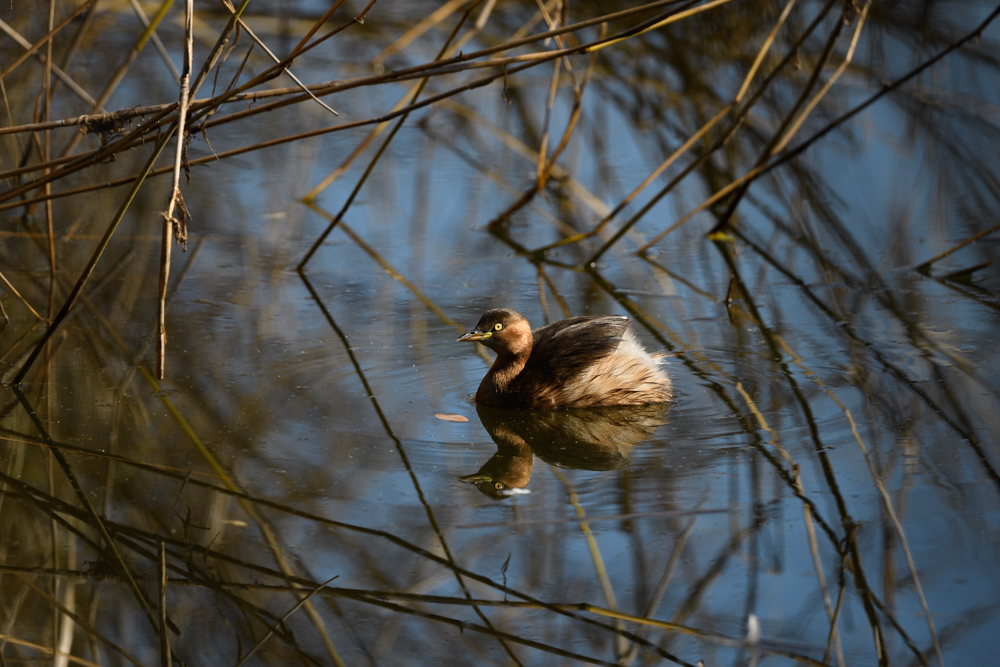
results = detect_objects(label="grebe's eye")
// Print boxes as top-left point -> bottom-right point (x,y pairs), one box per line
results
494,482 -> 504,490
494,323 -> 503,331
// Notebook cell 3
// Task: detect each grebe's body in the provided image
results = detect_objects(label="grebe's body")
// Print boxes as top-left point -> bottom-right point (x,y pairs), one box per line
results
458,309 -> 672,409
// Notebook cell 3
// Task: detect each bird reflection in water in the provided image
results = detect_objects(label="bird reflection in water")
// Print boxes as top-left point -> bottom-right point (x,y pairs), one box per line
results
460,403 -> 670,499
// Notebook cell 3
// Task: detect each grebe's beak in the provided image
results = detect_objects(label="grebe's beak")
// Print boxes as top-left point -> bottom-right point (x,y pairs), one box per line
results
457,328 -> 490,342
458,472 -> 492,483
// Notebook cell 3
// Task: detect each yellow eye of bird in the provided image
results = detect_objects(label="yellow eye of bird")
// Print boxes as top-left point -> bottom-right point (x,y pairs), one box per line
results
494,482 -> 504,490
494,323 -> 503,331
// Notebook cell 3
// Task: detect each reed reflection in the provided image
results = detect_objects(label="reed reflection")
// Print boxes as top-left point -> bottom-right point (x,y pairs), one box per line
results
460,403 -> 669,499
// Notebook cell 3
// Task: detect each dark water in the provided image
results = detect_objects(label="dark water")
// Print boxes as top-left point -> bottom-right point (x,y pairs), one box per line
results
2,1 -> 1000,665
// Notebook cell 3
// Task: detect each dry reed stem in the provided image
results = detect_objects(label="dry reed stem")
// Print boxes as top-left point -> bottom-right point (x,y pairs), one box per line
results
438,98 -> 610,217
735,227 -> 1000,491
536,43 -> 564,184
299,2 -> 478,267
581,0 -> 798,250
288,0 -> 351,57
640,2 -> 854,249
298,277 -> 524,665
42,1 -> 58,649
452,508 -> 726,530
704,0 -> 856,233
158,542 -> 171,667
373,0 -> 468,64
13,574 -> 143,667
474,0 -> 500,30
546,104 -> 730,255
300,201 -> 468,331
0,471 -> 300,651
915,220 -> 1000,273
298,114 -> 411,266
11,388 -> 169,636
136,365 -> 346,665
310,593 -> 632,667
302,0 -> 496,201
59,0 -> 174,161
736,382 -> 845,667
0,0 -> 688,216
0,270 -> 42,320
536,264 -> 571,319
185,0 -> 374,125
551,468 -> 628,659
836,399 -> 943,666
735,0 -> 798,103
236,575 -> 339,667
0,429 -> 220,480
0,633 -> 103,667
771,0 -> 870,156
640,255 -> 716,300
0,0 -> 97,81
0,1 -> 687,146
421,120 -> 585,237
536,269 -> 550,320
587,0 -> 840,262
0,18 -> 97,107
0,105 -> 175,206
127,0 -> 181,82
729,118 -> 970,667
823,572 -> 848,666
41,0 -> 56,313
12,129 -> 174,385
157,0 -> 193,380
718,246 -> 889,662
0,322 -> 43,379
220,0 -> 338,117
188,0 -> 250,97
538,43 -> 595,188
620,514 -> 698,666
574,603 -> 830,667
484,33 -> 599,230
0,430 -> 714,664
726,2 -> 1000,239
797,464 -> 846,667
338,593 -> 680,665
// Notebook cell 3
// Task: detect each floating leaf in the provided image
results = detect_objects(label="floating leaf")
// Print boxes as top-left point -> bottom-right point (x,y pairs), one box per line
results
435,413 -> 469,422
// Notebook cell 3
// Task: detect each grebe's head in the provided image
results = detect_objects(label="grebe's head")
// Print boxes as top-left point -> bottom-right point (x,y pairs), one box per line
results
457,308 -> 533,356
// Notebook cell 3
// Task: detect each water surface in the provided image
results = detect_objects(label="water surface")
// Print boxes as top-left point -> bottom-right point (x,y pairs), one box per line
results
2,1 -> 1000,665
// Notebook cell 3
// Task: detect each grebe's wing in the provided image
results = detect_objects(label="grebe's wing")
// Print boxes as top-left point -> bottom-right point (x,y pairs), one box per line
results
528,316 -> 630,384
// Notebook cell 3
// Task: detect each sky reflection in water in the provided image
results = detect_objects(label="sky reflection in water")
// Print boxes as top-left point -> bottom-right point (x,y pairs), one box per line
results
2,1 -> 1000,665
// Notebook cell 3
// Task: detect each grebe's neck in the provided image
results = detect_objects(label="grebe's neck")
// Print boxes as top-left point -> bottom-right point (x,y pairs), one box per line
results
476,348 -> 529,405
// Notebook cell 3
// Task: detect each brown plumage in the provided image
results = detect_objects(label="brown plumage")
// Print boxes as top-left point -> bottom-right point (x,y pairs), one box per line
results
457,308 -> 672,409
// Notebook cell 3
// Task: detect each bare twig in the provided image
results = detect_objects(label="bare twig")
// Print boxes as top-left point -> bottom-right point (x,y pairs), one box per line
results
159,542 -> 171,667
157,0 -> 194,380
0,0 -> 98,81
235,575 -> 339,667
12,130 -> 174,385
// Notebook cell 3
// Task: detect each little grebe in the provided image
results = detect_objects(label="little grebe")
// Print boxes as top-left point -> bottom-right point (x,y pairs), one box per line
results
457,308 -> 672,409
